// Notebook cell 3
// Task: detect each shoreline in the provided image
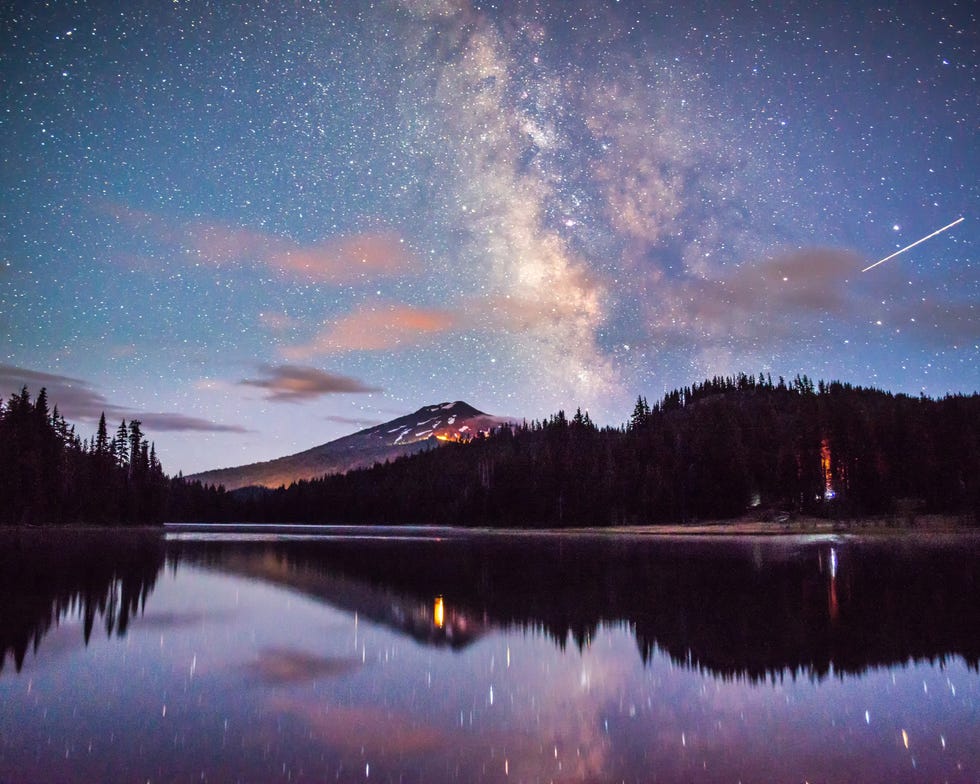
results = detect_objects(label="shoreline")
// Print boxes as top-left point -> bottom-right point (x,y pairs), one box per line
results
2,513 -> 976,539
604,514 -> 978,537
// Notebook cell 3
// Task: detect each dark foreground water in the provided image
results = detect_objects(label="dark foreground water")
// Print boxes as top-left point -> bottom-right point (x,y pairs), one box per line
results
1,526 -> 978,783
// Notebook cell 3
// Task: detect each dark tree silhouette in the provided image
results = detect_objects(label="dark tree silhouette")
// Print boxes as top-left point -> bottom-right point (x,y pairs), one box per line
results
0,389 -> 167,525
5,377 -> 979,528
168,375 -> 980,527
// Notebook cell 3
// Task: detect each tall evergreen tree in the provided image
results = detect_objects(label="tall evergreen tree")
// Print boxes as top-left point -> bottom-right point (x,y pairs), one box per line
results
113,420 -> 129,468
629,396 -> 650,431
128,420 -> 144,476
95,413 -> 110,456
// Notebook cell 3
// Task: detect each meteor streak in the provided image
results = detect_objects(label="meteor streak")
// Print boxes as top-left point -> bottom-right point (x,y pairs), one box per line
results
862,217 -> 964,272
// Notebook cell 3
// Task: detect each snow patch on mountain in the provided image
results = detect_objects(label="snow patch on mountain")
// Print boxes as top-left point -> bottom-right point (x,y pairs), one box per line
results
186,400 -> 517,491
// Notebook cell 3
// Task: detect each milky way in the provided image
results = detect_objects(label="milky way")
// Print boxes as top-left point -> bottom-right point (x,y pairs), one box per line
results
2,1 -> 976,473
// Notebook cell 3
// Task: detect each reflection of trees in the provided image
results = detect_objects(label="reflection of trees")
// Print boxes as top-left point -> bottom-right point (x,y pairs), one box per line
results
0,529 -> 165,673
174,535 -> 980,682
4,531 -> 978,683
630,539 -> 980,681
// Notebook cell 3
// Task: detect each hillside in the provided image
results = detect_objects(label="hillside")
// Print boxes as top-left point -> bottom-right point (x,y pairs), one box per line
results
187,401 -> 513,490
173,374 -> 980,526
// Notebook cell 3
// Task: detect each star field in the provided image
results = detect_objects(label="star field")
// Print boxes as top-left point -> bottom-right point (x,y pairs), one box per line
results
1,0 -> 976,473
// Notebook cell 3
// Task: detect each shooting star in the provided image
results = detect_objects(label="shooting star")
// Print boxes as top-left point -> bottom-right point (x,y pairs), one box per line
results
862,217 -> 964,272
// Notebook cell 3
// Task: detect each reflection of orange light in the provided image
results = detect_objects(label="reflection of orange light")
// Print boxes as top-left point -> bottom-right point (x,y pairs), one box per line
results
435,433 -> 452,442
434,596 -> 444,628
828,546 -> 839,621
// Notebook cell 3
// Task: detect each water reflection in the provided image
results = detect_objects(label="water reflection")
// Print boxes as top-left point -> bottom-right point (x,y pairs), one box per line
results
169,531 -> 980,682
3,528 -> 979,682
0,528 -> 164,673
1,527 -> 978,783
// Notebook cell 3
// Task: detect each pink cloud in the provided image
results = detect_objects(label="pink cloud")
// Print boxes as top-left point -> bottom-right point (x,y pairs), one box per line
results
267,233 -> 412,282
104,203 -> 414,283
283,303 -> 458,358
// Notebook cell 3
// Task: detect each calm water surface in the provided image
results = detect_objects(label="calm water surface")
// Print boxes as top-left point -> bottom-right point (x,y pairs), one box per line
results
1,526 -> 978,783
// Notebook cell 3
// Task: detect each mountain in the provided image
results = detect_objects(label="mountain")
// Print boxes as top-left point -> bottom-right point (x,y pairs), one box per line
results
187,401 -> 513,491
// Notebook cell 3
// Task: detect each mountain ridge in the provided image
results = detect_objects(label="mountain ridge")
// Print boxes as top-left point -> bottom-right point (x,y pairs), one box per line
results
187,401 -> 514,491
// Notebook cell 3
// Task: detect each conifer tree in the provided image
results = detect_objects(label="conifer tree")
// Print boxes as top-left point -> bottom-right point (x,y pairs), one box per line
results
95,413 -> 109,456
128,420 -> 144,475
629,396 -> 650,431
113,420 -> 129,467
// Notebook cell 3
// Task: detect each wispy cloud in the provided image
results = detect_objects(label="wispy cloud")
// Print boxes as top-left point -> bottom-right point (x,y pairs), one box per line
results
646,248 -> 865,346
239,364 -> 382,402
266,234 -> 412,282
0,365 -> 115,420
282,304 -> 457,359
323,414 -> 382,428
637,246 -> 977,371
136,413 -> 250,433
105,204 -> 415,283
0,365 -> 249,433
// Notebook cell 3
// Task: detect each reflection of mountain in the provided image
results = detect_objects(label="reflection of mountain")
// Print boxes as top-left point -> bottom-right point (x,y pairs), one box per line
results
169,533 -> 980,682
0,529 -> 165,673
177,543 -> 487,649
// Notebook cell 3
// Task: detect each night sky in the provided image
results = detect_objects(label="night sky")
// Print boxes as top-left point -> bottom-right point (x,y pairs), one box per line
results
2,0 -> 976,475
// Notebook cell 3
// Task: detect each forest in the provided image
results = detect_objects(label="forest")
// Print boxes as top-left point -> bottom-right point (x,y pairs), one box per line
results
0,387 -> 168,525
3,374 -> 979,526
172,373 -> 980,526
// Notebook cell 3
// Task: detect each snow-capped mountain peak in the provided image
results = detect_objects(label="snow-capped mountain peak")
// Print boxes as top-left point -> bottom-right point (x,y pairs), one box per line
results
187,401 -> 515,491
356,401 -> 506,446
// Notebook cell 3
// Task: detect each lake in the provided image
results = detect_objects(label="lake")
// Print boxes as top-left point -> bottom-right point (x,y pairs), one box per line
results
1,526 -> 978,783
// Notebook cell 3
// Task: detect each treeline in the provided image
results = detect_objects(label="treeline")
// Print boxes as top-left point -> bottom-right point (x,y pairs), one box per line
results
175,373 -> 980,526
0,388 -> 167,525
5,376 -> 980,526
